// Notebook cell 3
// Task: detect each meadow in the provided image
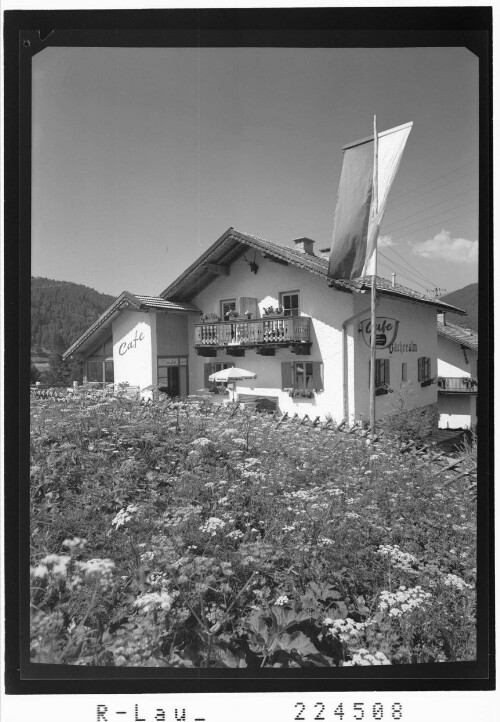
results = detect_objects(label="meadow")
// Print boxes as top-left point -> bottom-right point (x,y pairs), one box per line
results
30,388 -> 476,668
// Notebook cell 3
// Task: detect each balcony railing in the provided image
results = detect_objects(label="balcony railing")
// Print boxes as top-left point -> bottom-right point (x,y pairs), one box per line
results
437,376 -> 478,393
194,316 -> 311,348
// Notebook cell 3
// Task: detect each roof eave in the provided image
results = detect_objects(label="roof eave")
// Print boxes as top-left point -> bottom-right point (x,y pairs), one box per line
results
63,291 -> 139,360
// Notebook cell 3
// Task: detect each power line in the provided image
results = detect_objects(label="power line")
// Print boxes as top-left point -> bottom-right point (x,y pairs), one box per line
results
386,169 -> 477,213
389,160 -> 476,202
381,200 -> 477,236
378,244 -> 440,289
377,257 -> 430,292
386,187 -> 476,227
378,252 -> 435,292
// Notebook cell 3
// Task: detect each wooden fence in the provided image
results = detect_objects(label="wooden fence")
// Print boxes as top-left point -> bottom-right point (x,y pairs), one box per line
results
30,388 -> 477,486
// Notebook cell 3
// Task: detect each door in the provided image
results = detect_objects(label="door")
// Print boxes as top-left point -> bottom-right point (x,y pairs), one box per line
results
167,366 -> 180,397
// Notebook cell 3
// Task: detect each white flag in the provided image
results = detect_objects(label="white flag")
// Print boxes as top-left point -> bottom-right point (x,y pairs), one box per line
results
362,122 -> 413,276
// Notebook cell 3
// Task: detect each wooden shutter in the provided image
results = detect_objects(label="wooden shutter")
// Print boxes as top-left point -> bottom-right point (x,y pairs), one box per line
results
204,363 -> 214,389
281,362 -> 293,390
383,359 -> 390,386
425,357 -> 431,380
312,362 -> 323,391
418,357 -> 423,382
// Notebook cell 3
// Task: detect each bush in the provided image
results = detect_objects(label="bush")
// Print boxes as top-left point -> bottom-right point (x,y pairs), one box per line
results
380,382 -> 437,443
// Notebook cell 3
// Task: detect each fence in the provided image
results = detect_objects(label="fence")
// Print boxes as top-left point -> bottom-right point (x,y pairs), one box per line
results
30,387 -> 477,486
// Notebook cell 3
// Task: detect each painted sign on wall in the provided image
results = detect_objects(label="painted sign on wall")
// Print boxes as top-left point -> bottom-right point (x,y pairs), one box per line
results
359,317 -> 399,349
118,330 -> 145,355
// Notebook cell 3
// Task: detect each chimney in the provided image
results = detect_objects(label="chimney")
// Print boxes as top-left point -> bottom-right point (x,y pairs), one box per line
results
319,247 -> 331,260
293,237 -> 315,255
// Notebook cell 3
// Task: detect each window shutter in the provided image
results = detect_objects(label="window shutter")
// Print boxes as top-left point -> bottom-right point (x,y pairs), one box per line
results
384,359 -> 390,386
204,363 -> 214,389
426,357 -> 431,379
281,362 -> 293,390
312,362 -> 323,391
418,357 -> 423,382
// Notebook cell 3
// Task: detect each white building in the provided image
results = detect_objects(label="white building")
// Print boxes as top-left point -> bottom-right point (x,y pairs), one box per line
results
437,315 -> 478,429
64,228 -> 465,425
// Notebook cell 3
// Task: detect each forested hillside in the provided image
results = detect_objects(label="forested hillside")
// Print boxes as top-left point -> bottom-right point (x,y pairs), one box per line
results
31,277 -> 115,352
440,283 -> 478,331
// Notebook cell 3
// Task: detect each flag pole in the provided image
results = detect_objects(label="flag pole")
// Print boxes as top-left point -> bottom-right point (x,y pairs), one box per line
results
369,115 -> 378,435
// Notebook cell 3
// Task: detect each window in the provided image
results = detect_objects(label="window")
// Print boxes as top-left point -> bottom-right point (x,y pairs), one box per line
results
221,299 -> 237,320
281,361 -> 323,392
369,359 -> 390,391
85,338 -> 113,383
418,357 -> 432,384
401,362 -> 407,382
204,362 -> 234,390
280,291 -> 300,317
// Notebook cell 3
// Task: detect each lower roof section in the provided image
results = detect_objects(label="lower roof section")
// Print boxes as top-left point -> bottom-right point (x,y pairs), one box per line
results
63,291 -> 201,360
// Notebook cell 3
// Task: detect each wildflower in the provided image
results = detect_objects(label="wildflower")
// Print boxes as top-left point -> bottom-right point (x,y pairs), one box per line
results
134,591 -> 173,613
191,437 -> 212,447
343,649 -> 391,666
112,505 -> 139,530
443,573 -> 472,591
199,517 -> 226,536
62,537 -> 87,551
274,595 -> 290,606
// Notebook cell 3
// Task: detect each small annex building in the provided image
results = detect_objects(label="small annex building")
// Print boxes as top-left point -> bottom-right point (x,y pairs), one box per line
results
437,316 -> 478,429
64,228 -> 465,425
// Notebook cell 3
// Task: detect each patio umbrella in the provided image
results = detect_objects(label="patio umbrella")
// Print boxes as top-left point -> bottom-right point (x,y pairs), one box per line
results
208,367 -> 257,401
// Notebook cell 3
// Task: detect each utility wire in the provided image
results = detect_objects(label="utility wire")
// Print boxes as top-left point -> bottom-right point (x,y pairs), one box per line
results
378,239 -> 440,288
387,169 -> 477,213
378,252 -> 434,291
389,160 -> 476,202
377,257 -> 430,292
381,200 -> 477,236
385,188 -> 476,228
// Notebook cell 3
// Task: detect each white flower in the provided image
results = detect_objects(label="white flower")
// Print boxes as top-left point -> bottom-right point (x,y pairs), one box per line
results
274,595 -> 290,606
191,437 -> 211,447
199,517 -> 226,536
134,591 -> 173,613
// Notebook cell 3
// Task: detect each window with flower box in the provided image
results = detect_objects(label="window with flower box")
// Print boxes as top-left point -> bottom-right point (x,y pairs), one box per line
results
281,361 -> 323,395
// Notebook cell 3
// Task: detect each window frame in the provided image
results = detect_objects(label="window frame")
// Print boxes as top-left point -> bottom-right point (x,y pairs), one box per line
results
279,290 -> 300,317
401,362 -> 408,383
418,356 -> 432,384
85,337 -> 114,384
221,299 -> 237,320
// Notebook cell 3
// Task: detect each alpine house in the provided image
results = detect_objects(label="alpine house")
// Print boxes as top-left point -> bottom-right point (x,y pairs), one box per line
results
63,227 -> 465,425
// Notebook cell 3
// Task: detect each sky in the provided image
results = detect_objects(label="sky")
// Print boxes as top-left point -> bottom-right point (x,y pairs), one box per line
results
31,45 -> 479,298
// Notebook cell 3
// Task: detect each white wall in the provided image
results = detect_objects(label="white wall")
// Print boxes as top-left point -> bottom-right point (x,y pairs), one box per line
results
438,394 -> 476,429
350,294 -> 438,424
437,335 -> 478,377
112,311 -> 157,392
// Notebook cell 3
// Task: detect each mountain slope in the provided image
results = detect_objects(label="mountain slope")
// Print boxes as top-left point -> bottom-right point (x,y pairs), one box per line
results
31,277 -> 115,352
439,283 -> 478,331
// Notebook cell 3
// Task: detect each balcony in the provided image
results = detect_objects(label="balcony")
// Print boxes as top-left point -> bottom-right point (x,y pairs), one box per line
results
194,316 -> 311,356
437,376 -> 478,393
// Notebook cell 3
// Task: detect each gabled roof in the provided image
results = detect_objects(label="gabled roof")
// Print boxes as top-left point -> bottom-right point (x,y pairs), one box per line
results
161,227 -> 466,315
438,320 -> 478,351
63,292 -> 200,359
